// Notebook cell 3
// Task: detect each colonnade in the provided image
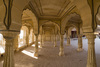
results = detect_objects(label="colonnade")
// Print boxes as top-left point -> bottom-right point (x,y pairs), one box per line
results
58,33 -> 96,67
0,27 -> 96,67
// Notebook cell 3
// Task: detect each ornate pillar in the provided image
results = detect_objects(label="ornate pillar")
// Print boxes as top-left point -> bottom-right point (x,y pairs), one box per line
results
3,38 -> 14,67
31,32 -> 34,44
14,35 -> 19,51
42,30 -> 45,44
66,35 -> 70,46
34,34 -> 39,57
77,34 -> 83,51
59,34 -> 64,56
26,30 -> 29,46
1,32 -> 19,67
54,34 -> 57,47
42,30 -> 45,45
86,33 -> 97,67
2,0 -> 17,66
40,34 -> 42,48
42,34 -> 44,45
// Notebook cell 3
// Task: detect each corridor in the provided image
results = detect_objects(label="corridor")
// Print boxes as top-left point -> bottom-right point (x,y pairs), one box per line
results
0,38 -> 100,67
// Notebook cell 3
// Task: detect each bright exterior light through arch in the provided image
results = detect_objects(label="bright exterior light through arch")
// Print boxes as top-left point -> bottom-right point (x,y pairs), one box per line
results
20,30 -> 24,39
0,33 -> 5,54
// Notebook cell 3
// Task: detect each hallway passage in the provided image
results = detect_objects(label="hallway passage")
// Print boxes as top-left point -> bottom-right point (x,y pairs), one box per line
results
0,38 -> 100,67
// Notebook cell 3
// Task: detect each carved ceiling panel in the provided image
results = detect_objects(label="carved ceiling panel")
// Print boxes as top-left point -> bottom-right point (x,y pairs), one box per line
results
30,0 -> 73,19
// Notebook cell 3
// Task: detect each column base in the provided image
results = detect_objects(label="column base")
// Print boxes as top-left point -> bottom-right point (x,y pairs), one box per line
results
39,45 -> 42,48
34,52 -> 38,57
66,44 -> 70,46
59,51 -> 64,56
59,48 -> 64,56
25,45 -> 27,47
54,45 -> 57,47
77,48 -> 83,52
27,44 -> 30,47
87,64 -> 97,67
15,48 -> 19,52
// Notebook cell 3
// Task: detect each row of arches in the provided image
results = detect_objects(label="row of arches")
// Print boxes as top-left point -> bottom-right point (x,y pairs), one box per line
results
0,25 -> 35,55
0,0 -> 100,33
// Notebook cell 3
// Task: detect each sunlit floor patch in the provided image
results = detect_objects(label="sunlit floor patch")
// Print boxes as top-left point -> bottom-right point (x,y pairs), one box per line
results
21,50 -> 38,59
31,44 -> 35,47
31,44 -> 41,48
18,42 -> 26,48
1,61 -> 3,64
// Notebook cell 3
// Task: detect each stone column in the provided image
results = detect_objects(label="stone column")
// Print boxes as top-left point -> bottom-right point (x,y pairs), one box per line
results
77,35 -> 83,51
31,33 -> 34,44
51,34 -> 54,43
42,34 -> 44,45
2,32 -> 18,67
40,34 -> 42,48
14,35 -> 19,51
26,32 -> 29,46
59,34 -> 64,56
57,35 -> 59,41
86,33 -> 97,67
66,35 -> 70,46
54,34 -> 57,47
2,0 -> 16,66
34,34 -> 39,57
3,38 -> 14,67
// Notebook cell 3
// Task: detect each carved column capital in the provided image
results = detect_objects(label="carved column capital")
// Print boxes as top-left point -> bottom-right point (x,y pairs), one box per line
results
85,33 -> 96,39
0,31 -> 20,39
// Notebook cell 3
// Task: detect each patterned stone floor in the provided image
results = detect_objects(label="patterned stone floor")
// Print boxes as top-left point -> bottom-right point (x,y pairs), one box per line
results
0,38 -> 100,67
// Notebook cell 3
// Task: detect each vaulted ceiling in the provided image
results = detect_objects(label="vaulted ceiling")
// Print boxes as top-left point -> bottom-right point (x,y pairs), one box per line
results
29,0 -> 76,20
68,14 -> 82,23
42,22 -> 55,33
43,22 -> 55,27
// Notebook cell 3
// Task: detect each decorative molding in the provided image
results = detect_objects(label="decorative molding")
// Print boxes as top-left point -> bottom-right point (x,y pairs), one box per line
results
61,5 -> 76,19
0,30 -> 20,32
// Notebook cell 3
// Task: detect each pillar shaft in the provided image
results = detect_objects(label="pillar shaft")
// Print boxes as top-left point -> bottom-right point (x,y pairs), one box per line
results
77,35 -> 83,51
40,34 -> 42,48
31,33 -> 34,44
54,35 -> 57,47
66,35 -> 70,46
57,35 -> 59,41
14,35 -> 19,51
86,33 -> 97,67
3,38 -> 14,67
42,34 -> 44,45
26,33 -> 29,46
59,34 -> 64,56
34,34 -> 38,57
